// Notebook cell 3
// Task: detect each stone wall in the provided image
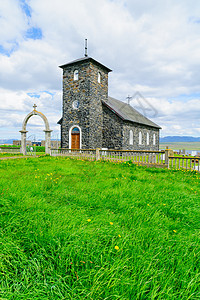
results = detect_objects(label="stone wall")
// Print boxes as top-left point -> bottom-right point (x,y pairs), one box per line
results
13,140 -> 32,146
102,104 -> 159,150
88,63 -> 108,148
41,140 -> 61,148
122,122 -> 159,150
61,60 -> 109,149
102,104 -> 123,149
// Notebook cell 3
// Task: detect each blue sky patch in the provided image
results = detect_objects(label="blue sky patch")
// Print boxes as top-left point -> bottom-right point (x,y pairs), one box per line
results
169,93 -> 200,102
27,93 -> 40,98
0,42 -> 19,57
20,0 -> 32,17
0,45 -> 8,55
25,27 -> 43,40
42,90 -> 56,96
189,16 -> 200,24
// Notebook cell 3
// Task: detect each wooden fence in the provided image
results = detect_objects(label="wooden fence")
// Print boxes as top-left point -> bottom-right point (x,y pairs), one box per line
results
50,148 -> 166,167
99,149 -> 166,166
51,148 -> 96,161
50,148 -> 200,172
168,156 -> 200,172
0,147 -> 20,154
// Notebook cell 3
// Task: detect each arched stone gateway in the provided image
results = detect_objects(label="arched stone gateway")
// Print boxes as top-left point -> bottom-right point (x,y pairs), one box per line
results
20,104 -> 52,155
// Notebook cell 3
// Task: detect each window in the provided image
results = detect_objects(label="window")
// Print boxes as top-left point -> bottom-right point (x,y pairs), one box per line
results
98,72 -> 101,83
72,100 -> 80,109
129,130 -> 133,145
153,133 -> 156,145
74,70 -> 78,81
146,132 -> 149,145
72,127 -> 80,133
139,131 -> 142,145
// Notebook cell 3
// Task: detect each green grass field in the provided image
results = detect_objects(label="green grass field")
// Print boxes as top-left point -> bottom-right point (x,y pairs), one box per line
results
0,157 -> 200,299
0,152 -> 22,158
160,142 -> 200,151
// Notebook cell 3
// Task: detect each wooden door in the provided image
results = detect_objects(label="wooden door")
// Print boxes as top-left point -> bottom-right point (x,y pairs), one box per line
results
71,127 -> 80,149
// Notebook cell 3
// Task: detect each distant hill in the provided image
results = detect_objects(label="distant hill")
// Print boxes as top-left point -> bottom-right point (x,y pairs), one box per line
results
0,138 -> 61,145
160,136 -> 200,143
1,136 -> 199,145
0,139 -> 14,145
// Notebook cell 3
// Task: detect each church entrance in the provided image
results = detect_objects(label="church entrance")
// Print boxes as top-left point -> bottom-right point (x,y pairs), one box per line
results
71,127 -> 80,149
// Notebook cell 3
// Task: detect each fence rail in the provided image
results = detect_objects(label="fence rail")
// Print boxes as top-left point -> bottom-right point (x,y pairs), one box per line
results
0,147 -> 20,154
50,148 -> 166,166
99,149 -> 166,165
168,156 -> 200,172
50,148 -> 200,172
50,148 -> 96,161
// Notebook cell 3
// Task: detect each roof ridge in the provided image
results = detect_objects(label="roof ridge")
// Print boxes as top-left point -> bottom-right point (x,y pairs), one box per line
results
59,57 -> 112,72
104,96 -> 161,129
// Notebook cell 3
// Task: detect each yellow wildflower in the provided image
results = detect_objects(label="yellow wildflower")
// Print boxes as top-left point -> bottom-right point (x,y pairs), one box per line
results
110,222 -> 113,225
115,246 -> 119,250
87,219 -> 91,222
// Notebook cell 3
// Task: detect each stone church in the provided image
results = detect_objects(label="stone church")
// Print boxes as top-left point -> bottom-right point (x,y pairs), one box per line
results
58,56 -> 161,150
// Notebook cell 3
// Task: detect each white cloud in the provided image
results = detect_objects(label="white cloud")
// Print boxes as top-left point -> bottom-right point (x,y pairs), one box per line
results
0,88 -> 29,111
0,0 -> 28,51
1,0 -> 200,139
0,88 -> 61,139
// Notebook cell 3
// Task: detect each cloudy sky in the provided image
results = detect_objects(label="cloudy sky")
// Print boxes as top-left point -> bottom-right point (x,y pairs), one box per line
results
1,0 -> 200,140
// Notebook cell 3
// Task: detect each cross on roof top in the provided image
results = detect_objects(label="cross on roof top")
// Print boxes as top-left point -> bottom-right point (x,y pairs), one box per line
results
126,95 -> 132,105
33,104 -> 37,110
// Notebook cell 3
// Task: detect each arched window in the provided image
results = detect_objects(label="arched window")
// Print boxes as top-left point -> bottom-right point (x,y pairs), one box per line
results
153,133 -> 156,145
139,131 -> 142,145
146,132 -> 149,145
72,127 -> 80,133
74,70 -> 78,81
129,130 -> 133,145
98,72 -> 101,83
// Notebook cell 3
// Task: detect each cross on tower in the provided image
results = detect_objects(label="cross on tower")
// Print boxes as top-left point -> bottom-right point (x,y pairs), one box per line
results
33,104 -> 37,110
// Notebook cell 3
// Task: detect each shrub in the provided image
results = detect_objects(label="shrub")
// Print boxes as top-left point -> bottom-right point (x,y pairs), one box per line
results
36,146 -> 45,152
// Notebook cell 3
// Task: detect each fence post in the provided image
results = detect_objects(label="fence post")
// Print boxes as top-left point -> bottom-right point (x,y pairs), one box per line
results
165,149 -> 169,167
165,148 -> 174,168
96,148 -> 100,161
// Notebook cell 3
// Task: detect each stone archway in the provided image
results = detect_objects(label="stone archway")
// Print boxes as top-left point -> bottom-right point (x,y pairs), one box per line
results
20,104 -> 52,155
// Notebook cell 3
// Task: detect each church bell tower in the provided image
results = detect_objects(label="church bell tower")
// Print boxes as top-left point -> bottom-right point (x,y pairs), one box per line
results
59,55 -> 112,149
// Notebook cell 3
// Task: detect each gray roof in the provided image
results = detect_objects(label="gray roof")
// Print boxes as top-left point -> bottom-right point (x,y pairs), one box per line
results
59,56 -> 112,72
102,96 -> 161,129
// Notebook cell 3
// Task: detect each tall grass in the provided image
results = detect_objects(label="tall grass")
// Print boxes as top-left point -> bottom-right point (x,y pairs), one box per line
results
0,152 -> 22,157
0,157 -> 199,299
